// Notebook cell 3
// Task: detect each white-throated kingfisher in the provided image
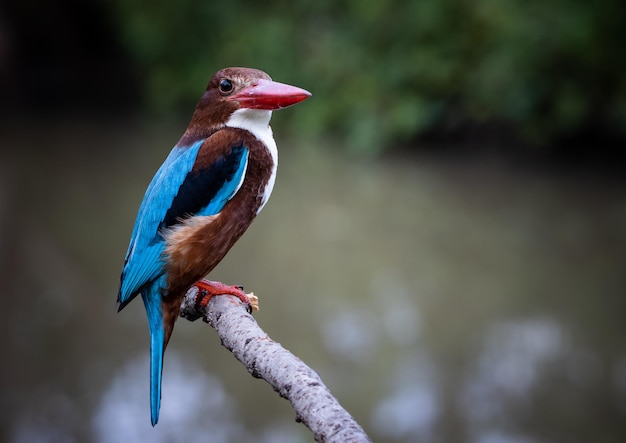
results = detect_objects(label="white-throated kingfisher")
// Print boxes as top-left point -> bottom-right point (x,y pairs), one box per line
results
117,67 -> 311,425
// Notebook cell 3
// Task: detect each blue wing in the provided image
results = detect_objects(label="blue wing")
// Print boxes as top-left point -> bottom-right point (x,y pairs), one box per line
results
117,138 -> 249,308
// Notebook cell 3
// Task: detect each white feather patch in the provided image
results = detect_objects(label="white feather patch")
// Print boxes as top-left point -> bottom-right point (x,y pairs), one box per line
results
225,108 -> 278,214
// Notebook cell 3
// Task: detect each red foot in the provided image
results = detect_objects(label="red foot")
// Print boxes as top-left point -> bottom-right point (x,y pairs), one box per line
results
194,279 -> 258,312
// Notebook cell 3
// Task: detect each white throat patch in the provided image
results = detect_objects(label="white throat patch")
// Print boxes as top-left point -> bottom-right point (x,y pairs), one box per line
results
225,108 -> 278,213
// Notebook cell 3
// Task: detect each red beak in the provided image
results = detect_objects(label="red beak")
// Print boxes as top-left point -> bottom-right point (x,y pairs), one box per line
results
230,79 -> 311,110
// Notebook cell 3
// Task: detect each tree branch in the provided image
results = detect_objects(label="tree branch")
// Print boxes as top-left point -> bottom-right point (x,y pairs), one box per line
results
180,287 -> 372,443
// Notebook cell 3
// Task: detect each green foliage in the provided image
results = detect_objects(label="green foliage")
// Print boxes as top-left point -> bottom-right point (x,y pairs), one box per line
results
112,0 -> 626,152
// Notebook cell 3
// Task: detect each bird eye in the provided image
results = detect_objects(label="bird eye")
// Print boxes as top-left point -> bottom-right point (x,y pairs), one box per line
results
219,78 -> 234,94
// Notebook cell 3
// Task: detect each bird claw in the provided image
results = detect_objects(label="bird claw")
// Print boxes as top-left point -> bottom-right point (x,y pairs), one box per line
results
194,279 -> 260,312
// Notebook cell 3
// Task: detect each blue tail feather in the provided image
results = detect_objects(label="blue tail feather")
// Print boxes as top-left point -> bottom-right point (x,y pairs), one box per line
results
141,281 -> 165,426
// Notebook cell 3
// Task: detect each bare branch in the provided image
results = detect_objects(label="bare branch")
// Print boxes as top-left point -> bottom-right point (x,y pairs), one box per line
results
180,287 -> 372,443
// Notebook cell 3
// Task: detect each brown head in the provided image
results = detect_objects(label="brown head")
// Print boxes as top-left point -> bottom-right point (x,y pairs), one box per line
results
187,67 -> 311,134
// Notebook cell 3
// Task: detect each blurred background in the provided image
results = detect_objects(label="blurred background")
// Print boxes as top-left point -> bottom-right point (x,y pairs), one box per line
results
1,0 -> 625,442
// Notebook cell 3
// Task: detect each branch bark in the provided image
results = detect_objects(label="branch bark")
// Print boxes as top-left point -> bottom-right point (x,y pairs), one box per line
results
180,287 -> 372,443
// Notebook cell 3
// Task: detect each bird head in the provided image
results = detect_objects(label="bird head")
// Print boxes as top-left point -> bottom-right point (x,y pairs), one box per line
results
190,67 -> 311,130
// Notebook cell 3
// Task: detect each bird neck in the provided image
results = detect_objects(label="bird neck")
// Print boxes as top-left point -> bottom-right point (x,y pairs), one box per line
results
225,108 -> 277,164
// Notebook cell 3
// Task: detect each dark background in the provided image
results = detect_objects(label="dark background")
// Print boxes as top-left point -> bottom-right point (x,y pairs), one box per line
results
1,1 -> 625,442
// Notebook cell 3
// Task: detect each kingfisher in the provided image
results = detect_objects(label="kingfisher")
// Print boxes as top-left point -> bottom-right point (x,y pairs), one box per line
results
117,67 -> 311,425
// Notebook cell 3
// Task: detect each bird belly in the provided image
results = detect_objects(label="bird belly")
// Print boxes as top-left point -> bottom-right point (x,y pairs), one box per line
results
163,215 -> 221,290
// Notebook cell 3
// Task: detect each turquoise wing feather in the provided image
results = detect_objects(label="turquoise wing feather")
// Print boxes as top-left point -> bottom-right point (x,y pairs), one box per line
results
117,139 -> 249,308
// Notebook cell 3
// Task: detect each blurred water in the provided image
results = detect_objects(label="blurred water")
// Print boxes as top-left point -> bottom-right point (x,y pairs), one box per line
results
1,117 -> 625,442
